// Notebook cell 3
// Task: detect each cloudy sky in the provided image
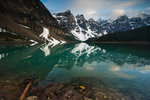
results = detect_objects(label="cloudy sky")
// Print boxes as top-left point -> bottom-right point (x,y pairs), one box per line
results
41,0 -> 150,20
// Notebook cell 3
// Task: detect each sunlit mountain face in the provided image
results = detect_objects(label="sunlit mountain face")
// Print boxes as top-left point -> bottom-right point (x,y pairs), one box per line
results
0,43 -> 150,99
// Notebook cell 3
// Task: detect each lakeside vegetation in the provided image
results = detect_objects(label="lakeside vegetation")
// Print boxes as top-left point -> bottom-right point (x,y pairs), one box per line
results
95,26 -> 150,42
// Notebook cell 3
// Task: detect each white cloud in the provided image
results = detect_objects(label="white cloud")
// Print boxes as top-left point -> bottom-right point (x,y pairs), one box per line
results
145,7 -> 150,14
126,7 -> 150,18
109,9 -> 126,19
85,9 -> 101,20
147,7 -> 150,10
69,0 -> 141,20
85,10 -> 100,20
87,10 -> 97,15
43,0 -> 146,20
126,10 -> 143,18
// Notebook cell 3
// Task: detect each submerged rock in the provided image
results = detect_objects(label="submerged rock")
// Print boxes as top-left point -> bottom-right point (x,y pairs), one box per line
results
25,96 -> 38,100
26,77 -> 131,100
0,77 -> 132,100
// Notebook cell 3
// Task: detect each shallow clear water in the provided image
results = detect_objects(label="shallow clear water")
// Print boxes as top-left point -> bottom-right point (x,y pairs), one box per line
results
0,43 -> 150,99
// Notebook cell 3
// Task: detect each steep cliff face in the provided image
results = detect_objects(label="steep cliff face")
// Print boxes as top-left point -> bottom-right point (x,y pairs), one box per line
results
0,0 -> 66,44
55,11 -> 104,41
56,10 -> 76,30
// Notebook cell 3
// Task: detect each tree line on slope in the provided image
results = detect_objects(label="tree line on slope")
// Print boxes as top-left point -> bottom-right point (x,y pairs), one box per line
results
96,26 -> 150,42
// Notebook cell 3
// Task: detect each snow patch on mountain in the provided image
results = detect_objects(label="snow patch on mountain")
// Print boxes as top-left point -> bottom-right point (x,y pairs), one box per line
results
60,40 -> 66,44
39,27 -> 66,45
39,27 -> 50,41
0,28 -> 17,36
103,30 -> 108,35
30,40 -> 38,46
19,24 -> 30,29
50,37 -> 60,46
71,17 -> 101,41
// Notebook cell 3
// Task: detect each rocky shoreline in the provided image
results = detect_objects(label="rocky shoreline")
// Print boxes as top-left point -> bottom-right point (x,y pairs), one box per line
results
0,77 -> 131,100
26,83 -> 130,100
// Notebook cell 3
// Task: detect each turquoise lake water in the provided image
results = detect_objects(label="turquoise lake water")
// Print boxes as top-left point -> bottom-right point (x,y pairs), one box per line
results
0,43 -> 150,99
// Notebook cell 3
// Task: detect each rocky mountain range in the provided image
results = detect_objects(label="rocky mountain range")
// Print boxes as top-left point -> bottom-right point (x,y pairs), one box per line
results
99,14 -> 150,33
54,10 -> 150,41
0,0 -> 150,44
54,10 -> 104,41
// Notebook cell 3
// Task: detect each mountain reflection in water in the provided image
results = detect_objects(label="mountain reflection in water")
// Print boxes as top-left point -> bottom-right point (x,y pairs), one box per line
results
0,43 -> 150,99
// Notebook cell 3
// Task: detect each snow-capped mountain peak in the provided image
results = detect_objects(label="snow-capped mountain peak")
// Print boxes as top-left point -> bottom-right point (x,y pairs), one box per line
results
54,10 -> 150,41
55,11 -> 103,41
